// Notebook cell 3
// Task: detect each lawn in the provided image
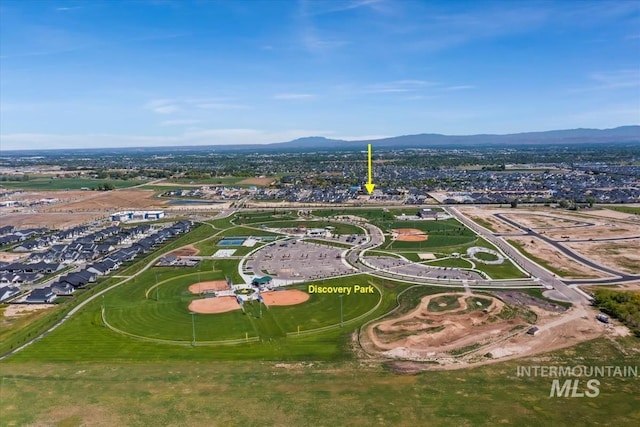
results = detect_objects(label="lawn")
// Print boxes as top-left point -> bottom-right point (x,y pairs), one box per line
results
423,257 -> 474,269
101,273 -> 381,342
253,220 -> 365,235
0,177 -> 147,190
381,219 -> 477,251
2,337 -> 638,427
605,205 -> 640,215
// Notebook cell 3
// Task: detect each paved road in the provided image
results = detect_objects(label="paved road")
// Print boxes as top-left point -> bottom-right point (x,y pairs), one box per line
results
447,207 -> 587,304
494,213 -> 640,283
338,218 -> 541,288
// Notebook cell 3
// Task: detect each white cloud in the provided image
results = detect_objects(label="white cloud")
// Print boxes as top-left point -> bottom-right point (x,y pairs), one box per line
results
0,128 -> 336,150
144,99 -> 179,114
365,80 -> 436,94
589,70 -> 640,90
195,103 -> 249,110
443,85 -> 475,91
158,119 -> 202,126
273,93 -> 316,100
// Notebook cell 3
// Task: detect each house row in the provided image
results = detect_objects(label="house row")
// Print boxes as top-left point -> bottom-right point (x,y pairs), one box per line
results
0,285 -> 20,302
0,271 -> 39,285
23,221 -> 193,303
0,261 -> 63,274
0,227 -> 48,247
50,269 -> 99,295
0,225 -> 16,236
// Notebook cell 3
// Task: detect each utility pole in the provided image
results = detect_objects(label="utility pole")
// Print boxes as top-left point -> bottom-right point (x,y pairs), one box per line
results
339,294 -> 344,327
191,312 -> 196,346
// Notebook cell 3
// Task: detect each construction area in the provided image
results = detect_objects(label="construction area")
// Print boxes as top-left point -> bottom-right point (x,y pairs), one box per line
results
360,291 -> 614,370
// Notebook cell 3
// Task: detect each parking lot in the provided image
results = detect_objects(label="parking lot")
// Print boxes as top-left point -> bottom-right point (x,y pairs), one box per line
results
245,240 -> 356,281
365,256 -> 484,281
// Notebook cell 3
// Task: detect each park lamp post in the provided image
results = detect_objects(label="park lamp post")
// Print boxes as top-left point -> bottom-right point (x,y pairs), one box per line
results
339,294 -> 344,327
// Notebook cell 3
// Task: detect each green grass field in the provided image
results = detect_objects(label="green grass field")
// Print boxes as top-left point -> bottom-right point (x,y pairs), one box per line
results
1,209 -> 638,425
605,205 -> 640,215
422,257 -> 472,268
101,271 -> 381,343
381,219 -> 477,250
2,337 -> 639,426
0,177 -> 148,190
164,176 -> 275,186
251,220 -> 365,235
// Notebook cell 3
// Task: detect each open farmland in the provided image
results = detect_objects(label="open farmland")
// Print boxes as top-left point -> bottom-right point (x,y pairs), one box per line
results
44,189 -> 166,212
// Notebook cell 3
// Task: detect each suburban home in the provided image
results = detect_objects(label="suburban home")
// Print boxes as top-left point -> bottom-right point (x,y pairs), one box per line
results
51,282 -> 75,296
25,287 -> 57,304
156,254 -> 178,266
76,270 -> 97,283
0,285 -> 20,302
0,273 -> 23,284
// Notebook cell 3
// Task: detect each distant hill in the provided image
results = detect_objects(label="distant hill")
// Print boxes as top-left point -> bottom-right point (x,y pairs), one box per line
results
270,126 -> 640,151
1,126 -> 638,155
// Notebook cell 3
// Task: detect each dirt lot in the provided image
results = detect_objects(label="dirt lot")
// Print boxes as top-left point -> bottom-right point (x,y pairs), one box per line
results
171,245 -> 200,257
188,280 -> 229,294
542,223 -> 640,240
393,228 -> 428,242
2,304 -> 54,318
237,177 -> 276,186
565,239 -> 640,275
367,293 -> 515,355
188,296 -> 240,314
457,206 -> 522,233
508,236 -> 609,279
260,289 -> 309,306
0,190 -> 89,203
584,209 -> 640,220
502,212 -> 589,229
492,290 -> 567,312
0,212 -> 103,229
363,292 -> 608,371
0,252 -> 26,262
45,190 -> 165,213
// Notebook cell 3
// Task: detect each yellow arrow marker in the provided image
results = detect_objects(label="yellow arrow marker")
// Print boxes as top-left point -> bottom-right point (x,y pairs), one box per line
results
365,143 -> 375,194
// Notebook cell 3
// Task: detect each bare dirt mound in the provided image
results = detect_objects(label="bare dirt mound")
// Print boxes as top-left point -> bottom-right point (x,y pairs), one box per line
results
394,228 -> 424,235
1,212 -> 102,228
48,190 -> 165,212
238,177 -> 275,186
188,280 -> 229,294
261,289 -> 309,306
171,244 -> 200,257
393,228 -> 428,242
361,291 -> 605,371
368,293 -> 511,355
189,296 -> 239,314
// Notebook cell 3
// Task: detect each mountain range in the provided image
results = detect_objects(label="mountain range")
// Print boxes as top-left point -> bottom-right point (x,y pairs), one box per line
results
1,126 -> 639,155
270,126 -> 640,151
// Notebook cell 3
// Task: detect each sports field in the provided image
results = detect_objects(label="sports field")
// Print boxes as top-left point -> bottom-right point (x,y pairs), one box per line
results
1,209 -> 637,426
381,219 -> 477,250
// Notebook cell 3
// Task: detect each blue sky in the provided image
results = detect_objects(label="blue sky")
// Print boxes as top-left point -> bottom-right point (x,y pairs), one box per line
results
0,0 -> 639,150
